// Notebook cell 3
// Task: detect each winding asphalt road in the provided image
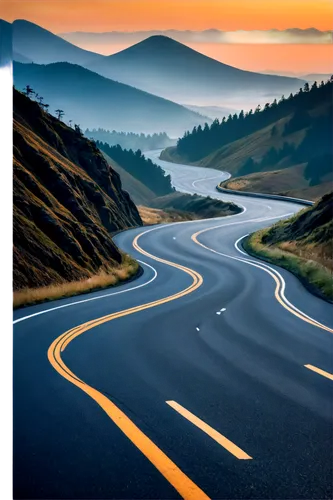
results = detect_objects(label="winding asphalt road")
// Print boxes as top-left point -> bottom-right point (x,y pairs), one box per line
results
13,151 -> 333,499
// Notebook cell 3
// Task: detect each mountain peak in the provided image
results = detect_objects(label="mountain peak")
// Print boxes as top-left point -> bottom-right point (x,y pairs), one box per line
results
118,34 -> 187,54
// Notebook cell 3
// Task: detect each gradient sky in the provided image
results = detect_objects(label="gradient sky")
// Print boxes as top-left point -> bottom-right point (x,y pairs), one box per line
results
2,0 -> 333,32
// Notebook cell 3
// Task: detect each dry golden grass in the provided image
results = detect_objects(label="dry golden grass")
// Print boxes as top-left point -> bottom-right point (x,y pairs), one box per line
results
138,206 -> 169,224
13,254 -> 139,309
224,179 -> 250,190
138,205 -> 193,225
245,231 -> 333,301
278,241 -> 333,272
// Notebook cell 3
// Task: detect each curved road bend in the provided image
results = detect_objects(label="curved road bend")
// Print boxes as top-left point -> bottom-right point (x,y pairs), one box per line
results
13,151 -> 333,499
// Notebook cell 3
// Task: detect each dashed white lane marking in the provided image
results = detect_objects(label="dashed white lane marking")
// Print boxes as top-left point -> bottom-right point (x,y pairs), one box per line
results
216,312 -> 221,315
220,308 -> 226,312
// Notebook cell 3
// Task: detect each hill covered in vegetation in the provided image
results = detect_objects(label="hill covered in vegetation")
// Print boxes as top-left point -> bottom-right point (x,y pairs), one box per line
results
85,129 -> 175,152
245,192 -> 333,301
169,78 -> 333,199
14,89 -> 142,305
96,142 -> 174,197
99,148 -> 241,223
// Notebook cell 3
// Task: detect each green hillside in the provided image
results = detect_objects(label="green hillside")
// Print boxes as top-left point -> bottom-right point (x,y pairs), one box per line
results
169,78 -> 333,199
245,192 -> 333,301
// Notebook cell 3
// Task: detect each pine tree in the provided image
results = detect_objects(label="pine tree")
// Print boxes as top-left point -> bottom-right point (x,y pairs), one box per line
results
23,85 -> 34,98
55,109 -> 64,120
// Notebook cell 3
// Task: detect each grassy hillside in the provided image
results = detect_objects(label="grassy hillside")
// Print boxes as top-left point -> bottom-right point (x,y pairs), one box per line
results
101,152 -> 156,206
244,192 -> 333,301
14,89 -> 142,305
170,79 -> 333,199
97,142 -> 174,197
149,192 -> 240,218
99,143 -> 241,219
13,61 -> 206,136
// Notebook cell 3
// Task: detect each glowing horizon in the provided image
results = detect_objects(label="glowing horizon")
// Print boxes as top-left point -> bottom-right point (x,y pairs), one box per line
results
1,0 -> 333,32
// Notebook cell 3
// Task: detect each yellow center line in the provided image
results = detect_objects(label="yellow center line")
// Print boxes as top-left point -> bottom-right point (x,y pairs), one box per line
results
304,364 -> 333,381
47,227 -> 210,500
166,400 -> 252,460
191,229 -> 333,334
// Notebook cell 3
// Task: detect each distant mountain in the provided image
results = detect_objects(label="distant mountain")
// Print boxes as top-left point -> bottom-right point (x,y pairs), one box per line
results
60,28 -> 333,47
303,73 -> 332,82
87,35 -> 305,106
13,52 -> 32,63
12,19 -> 103,65
13,61 -> 207,136
184,104 -> 240,120
262,70 -> 332,81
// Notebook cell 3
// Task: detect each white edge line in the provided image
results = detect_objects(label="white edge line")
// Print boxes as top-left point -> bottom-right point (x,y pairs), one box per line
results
12,187 -> 303,326
232,234 -> 331,330
13,260 -> 157,325
13,207 -> 248,326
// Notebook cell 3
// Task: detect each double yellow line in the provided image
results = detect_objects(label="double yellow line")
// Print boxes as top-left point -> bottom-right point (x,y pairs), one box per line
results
48,227 -> 209,500
191,226 -> 333,334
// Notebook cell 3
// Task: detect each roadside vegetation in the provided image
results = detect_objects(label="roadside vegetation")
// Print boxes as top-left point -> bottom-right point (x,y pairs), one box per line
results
138,206 -> 194,225
244,193 -> 333,302
14,254 -> 139,309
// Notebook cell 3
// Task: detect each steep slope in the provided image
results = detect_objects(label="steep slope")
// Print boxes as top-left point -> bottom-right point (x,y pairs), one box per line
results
88,35 -> 304,107
101,152 -> 156,206
13,61 -> 206,136
172,80 -> 333,199
12,19 -> 102,65
14,89 -> 142,291
99,146 -> 241,225
245,192 -> 333,301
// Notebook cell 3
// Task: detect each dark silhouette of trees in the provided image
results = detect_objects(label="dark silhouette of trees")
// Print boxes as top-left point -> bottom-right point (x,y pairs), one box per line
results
85,129 -> 174,151
55,109 -> 65,120
23,85 -> 34,98
177,78 -> 333,162
96,142 -> 174,196
238,157 -> 257,176
304,154 -> 333,186
74,124 -> 83,135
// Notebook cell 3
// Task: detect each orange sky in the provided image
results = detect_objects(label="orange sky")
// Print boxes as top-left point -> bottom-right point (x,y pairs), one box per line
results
1,0 -> 333,32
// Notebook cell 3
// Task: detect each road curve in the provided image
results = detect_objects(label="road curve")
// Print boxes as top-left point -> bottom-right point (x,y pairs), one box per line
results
13,152 -> 333,500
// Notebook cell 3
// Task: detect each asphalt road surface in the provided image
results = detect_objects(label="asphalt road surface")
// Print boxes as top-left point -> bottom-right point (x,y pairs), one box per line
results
13,151 -> 333,500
